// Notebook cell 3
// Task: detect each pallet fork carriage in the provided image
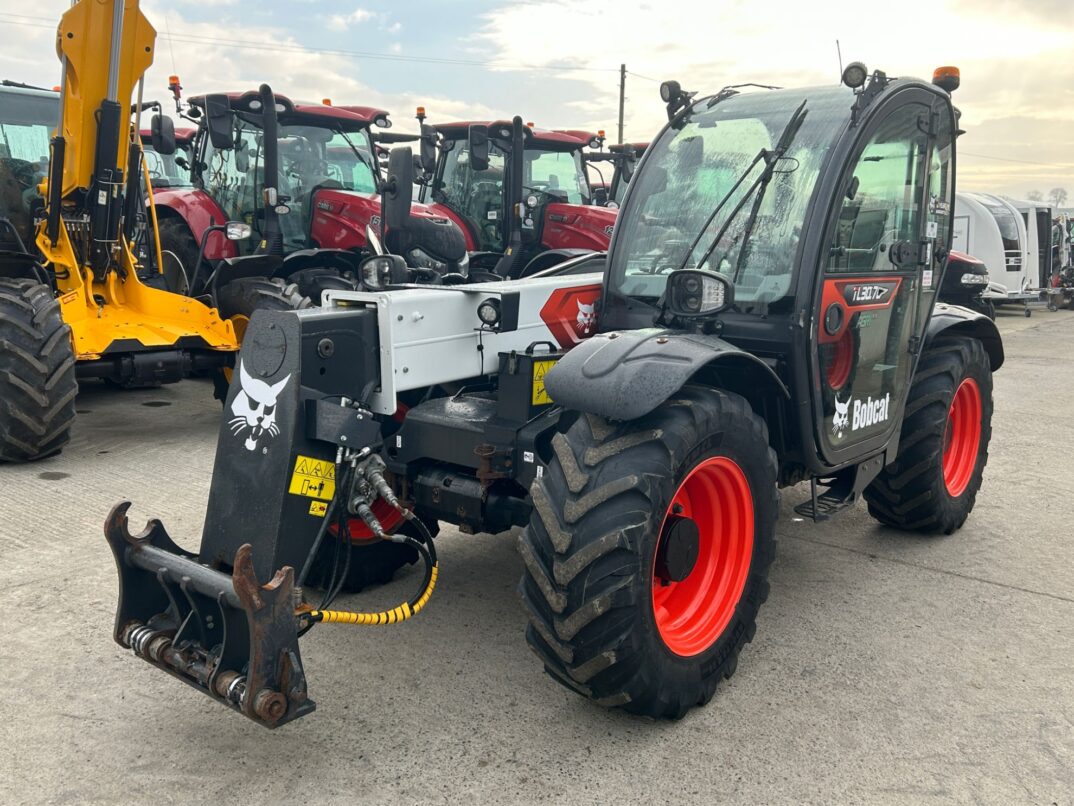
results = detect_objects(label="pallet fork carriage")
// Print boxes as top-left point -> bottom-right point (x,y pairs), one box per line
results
104,62 -> 1002,729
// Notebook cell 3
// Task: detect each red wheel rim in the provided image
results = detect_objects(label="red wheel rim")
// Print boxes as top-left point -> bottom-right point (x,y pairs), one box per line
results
330,500 -> 406,545
942,378 -> 982,497
652,457 -> 754,657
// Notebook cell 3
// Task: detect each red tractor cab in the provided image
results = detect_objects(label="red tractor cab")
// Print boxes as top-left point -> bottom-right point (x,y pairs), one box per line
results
153,90 -> 467,300
585,141 -> 649,208
419,117 -> 618,278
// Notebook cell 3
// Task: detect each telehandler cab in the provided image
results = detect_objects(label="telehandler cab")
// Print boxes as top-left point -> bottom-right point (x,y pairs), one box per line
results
105,64 -> 1002,728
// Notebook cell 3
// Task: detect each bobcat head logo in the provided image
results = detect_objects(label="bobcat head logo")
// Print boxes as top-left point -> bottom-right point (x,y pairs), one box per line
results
576,300 -> 597,334
832,394 -> 850,438
229,360 -> 290,451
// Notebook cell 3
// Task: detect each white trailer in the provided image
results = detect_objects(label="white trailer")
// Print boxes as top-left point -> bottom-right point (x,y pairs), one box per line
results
1007,197 -> 1055,287
952,192 -> 1036,312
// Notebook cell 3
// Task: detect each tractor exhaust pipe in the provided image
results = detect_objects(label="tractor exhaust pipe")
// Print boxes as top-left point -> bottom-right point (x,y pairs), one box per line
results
259,83 -> 284,256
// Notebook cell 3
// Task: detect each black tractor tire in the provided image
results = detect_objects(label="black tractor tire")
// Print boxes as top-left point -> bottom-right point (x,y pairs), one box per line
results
211,278 -> 311,400
519,387 -> 778,719
156,216 -> 201,295
215,276 -> 311,322
286,267 -> 356,305
864,337 -> 993,534
306,515 -> 439,594
0,278 -> 78,462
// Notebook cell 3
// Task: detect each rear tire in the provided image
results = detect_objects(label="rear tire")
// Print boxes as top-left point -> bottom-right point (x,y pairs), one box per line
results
0,279 -> 78,462
156,217 -> 200,295
864,337 -> 993,534
518,387 -> 778,718
286,267 -> 356,305
215,277 -> 311,323
212,278 -> 311,400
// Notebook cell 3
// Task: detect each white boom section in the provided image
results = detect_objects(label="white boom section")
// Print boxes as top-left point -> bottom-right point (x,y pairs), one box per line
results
324,273 -> 603,415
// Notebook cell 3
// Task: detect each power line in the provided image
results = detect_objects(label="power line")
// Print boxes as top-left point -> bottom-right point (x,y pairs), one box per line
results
960,151 -> 1073,170
0,14 -> 621,74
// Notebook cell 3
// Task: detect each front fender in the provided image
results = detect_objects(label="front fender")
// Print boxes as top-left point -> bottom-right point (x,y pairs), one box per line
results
926,302 -> 1004,370
545,328 -> 788,422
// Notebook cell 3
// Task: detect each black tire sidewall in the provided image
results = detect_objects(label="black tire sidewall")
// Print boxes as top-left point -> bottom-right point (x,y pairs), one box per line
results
629,406 -> 777,693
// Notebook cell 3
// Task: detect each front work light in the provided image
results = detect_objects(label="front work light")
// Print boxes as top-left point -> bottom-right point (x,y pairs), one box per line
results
665,270 -> 734,318
841,61 -> 868,90
477,297 -> 501,327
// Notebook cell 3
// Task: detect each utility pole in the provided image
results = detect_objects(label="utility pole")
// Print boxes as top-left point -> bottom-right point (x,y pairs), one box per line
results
617,63 -> 626,144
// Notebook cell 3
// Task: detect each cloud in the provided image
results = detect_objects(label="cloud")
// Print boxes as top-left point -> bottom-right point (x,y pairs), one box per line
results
326,8 -> 375,32
470,0 -> 1074,197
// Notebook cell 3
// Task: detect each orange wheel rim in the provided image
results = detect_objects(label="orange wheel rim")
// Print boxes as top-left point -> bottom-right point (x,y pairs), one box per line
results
942,378 -> 982,497
652,456 -> 754,657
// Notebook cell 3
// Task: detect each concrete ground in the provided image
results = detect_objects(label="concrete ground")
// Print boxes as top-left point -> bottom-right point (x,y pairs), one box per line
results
1,307 -> 1072,805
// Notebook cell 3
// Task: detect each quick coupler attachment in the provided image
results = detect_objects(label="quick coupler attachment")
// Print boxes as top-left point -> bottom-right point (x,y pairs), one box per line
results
104,502 -> 315,728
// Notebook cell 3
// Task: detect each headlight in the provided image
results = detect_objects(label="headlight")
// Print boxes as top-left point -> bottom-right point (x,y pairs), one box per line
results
408,247 -> 447,272
960,273 -> 988,285
665,269 -> 734,317
477,297 -> 501,327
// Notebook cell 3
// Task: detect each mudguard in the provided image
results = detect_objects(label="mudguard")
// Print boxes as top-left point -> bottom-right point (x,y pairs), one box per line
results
925,302 -> 1004,370
545,327 -> 788,422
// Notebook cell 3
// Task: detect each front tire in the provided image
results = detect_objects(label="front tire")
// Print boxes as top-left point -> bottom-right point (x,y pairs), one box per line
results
518,387 -> 778,718
0,279 -> 78,462
864,337 -> 993,534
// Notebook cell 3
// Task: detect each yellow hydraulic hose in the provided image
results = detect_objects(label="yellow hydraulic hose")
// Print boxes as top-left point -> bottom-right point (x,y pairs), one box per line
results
309,562 -> 438,625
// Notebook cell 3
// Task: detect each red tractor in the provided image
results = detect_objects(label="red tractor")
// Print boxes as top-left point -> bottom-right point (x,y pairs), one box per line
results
152,89 -> 468,301
418,116 -> 618,278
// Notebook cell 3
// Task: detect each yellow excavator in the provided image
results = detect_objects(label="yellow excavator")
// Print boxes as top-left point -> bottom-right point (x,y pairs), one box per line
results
0,0 -> 305,462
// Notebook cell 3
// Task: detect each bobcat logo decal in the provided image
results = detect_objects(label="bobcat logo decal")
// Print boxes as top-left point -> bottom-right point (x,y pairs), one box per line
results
229,360 -> 290,451
832,394 -> 850,438
576,300 -> 596,335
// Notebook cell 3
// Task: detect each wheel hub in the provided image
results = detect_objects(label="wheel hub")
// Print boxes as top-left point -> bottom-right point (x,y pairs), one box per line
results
655,514 -> 699,584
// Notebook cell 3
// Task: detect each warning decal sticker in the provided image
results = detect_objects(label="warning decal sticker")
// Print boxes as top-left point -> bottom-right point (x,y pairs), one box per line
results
288,454 -> 336,501
531,359 -> 556,405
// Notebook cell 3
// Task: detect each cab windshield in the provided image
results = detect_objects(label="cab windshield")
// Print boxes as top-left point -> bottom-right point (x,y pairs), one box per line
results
143,143 -> 193,189
433,140 -> 590,251
0,89 -> 57,244
609,86 -> 854,314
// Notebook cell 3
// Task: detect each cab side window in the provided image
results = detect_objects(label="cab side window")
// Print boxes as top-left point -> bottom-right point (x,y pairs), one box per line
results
828,110 -> 929,273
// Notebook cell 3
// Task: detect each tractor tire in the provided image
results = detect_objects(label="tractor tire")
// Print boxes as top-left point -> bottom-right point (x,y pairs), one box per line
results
156,217 -> 200,295
215,277 -> 311,324
864,337 -> 993,534
306,515 -> 439,594
0,278 -> 78,462
287,267 -> 356,305
212,278 -> 311,400
519,387 -> 778,718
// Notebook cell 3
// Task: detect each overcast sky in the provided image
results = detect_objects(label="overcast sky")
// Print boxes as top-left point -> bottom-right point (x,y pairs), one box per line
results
2,0 -> 1070,201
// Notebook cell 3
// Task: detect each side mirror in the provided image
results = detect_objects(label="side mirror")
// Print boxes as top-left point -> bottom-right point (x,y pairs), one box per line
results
419,124 -> 437,175
383,146 -> 415,233
621,144 -> 638,182
468,124 -> 490,172
234,141 -> 250,174
359,254 -> 409,290
150,114 -> 176,156
203,94 -> 234,150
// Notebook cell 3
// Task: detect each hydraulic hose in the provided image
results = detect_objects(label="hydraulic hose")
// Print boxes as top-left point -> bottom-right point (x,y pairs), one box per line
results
305,513 -> 438,626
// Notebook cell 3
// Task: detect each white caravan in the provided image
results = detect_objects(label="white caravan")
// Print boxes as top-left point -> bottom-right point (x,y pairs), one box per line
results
952,192 -> 1036,305
1007,197 -> 1055,286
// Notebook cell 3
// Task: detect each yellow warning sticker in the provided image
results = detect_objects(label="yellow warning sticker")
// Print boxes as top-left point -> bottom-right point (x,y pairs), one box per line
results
308,500 -> 328,517
288,454 -> 336,501
531,359 -> 556,405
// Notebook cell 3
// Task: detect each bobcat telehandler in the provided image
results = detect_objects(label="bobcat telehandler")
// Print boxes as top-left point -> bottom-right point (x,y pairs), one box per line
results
104,63 -> 1003,728
0,0 -> 324,463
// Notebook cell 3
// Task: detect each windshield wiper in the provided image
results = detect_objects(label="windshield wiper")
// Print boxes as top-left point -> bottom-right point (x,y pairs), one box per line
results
677,100 -> 808,277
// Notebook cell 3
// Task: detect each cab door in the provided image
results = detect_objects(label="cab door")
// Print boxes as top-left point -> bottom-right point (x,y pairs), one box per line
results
813,90 -> 953,463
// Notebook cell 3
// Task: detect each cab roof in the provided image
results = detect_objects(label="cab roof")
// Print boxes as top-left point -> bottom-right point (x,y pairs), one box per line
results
433,120 -> 598,151
188,91 -> 389,133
